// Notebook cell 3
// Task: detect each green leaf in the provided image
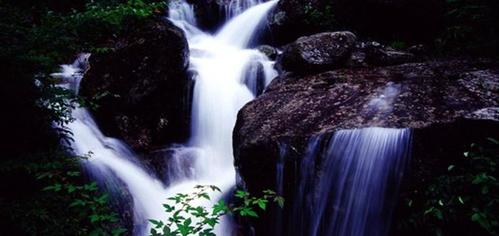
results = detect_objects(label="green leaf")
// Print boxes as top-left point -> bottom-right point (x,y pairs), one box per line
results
434,209 -> 444,220
481,185 -> 489,194
235,190 -> 249,198
149,219 -> 164,228
69,199 -> 86,207
486,137 -> 499,145
67,185 -> 77,193
199,192 -> 211,200
240,208 -> 259,218
66,171 -> 80,177
275,196 -> 285,208
112,228 -> 127,236
471,213 -> 481,222
204,218 -> 218,228
424,207 -> 435,215
89,214 -> 100,223
256,199 -> 267,210
209,185 -> 221,192
458,196 -> 465,204
177,218 -> 193,236
213,200 -> 228,215
163,204 -> 175,213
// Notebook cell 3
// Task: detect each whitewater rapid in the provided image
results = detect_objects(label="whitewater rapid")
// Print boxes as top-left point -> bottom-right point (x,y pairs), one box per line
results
58,1 -> 278,235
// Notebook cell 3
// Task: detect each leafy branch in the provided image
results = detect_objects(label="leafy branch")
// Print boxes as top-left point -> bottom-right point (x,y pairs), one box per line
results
150,185 -> 284,236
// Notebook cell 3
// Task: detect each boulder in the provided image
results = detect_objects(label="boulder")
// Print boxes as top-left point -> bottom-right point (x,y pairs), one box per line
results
276,32 -> 421,73
363,43 -> 418,66
257,45 -> 279,60
233,59 -> 499,235
186,0 -> 225,32
276,31 -> 357,73
80,18 -> 191,153
267,0 -> 322,45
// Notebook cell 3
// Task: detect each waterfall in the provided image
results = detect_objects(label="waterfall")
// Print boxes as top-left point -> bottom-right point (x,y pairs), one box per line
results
168,0 -> 197,26
287,128 -> 412,236
57,1 -> 278,235
216,0 -> 277,48
222,0 -> 265,20
168,3 -> 278,234
168,0 -> 278,189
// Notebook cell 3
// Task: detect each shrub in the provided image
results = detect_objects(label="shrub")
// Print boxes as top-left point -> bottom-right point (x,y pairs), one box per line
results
149,185 -> 284,236
400,138 -> 499,236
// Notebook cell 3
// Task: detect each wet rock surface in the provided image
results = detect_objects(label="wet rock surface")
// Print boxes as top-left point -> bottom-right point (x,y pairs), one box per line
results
276,31 -> 357,73
276,32 -> 422,73
233,58 -> 499,235
257,45 -> 279,60
235,59 -> 499,161
186,0 -> 225,31
81,18 -> 192,153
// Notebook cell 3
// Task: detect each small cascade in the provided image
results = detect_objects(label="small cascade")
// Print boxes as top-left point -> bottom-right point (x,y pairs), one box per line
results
54,57 -> 170,235
168,0 -> 203,38
287,128 -> 412,236
168,0 -> 197,25
216,0 -> 278,48
166,1 -> 278,233
59,1 -> 278,235
242,53 -> 278,96
222,0 -> 264,20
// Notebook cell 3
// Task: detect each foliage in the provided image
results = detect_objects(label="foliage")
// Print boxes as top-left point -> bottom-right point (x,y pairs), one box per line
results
400,138 -> 499,236
302,2 -> 337,32
0,150 -> 126,235
66,0 -> 165,53
149,185 -> 284,236
390,41 -> 408,50
436,0 -> 499,55
0,0 -> 164,234
38,156 -> 127,236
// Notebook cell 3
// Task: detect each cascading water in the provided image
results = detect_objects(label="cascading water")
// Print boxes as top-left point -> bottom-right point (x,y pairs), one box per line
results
167,0 -> 278,233
222,0 -> 265,20
287,128 -> 412,236
57,0 -> 278,235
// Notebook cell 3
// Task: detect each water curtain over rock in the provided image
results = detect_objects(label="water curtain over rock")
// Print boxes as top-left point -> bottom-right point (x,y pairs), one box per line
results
287,128 -> 412,236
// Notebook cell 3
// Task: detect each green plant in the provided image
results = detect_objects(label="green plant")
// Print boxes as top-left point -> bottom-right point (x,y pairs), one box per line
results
400,138 -> 499,236
0,150 -> 126,236
149,185 -> 284,236
390,41 -> 408,50
1,0 -> 163,234
36,152 -> 127,236
436,0 -> 499,55
303,3 -> 337,32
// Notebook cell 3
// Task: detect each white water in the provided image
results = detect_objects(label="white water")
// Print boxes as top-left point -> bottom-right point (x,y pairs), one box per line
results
222,0 -> 265,20
217,0 -> 277,47
57,0 -> 278,235
168,0 -> 278,233
287,128 -> 412,236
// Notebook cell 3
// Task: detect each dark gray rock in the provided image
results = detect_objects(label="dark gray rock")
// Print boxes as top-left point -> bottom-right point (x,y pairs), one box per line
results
276,31 -> 357,73
257,45 -> 279,60
80,18 -> 191,153
233,59 -> 499,235
235,60 -> 498,154
364,45 -> 418,66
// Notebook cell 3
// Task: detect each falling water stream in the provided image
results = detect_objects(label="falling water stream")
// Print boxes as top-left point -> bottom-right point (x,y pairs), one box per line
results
55,1 -> 413,235
57,1 -> 278,235
286,128 -> 412,236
